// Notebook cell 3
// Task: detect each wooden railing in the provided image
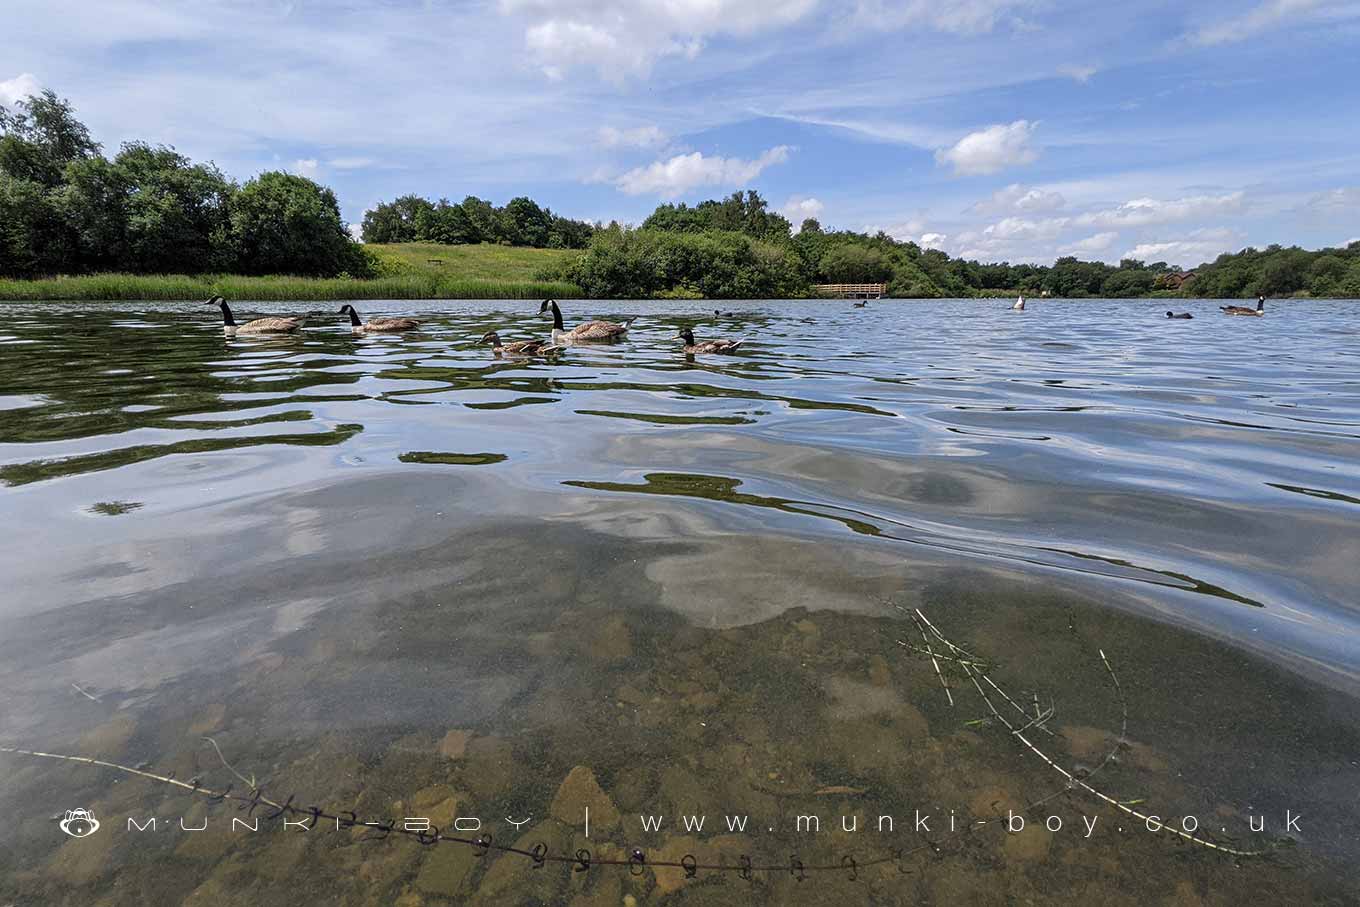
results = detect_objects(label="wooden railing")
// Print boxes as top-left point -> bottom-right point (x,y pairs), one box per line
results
813,283 -> 886,299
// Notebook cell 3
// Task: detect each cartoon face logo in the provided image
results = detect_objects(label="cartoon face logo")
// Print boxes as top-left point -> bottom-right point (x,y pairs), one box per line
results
59,808 -> 100,838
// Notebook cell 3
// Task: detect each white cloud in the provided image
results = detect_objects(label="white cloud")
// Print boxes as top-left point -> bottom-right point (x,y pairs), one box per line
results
918,232 -> 949,249
1123,227 -> 1242,266
853,0 -> 1035,34
1061,231 -> 1119,255
615,145 -> 792,198
1306,186 -> 1360,212
0,72 -> 42,107
782,195 -> 825,224
328,156 -> 376,170
973,183 -> 1065,214
292,158 -> 320,178
982,216 -> 1066,241
347,222 -> 364,242
1188,0 -> 1334,46
1076,191 -> 1246,228
1057,63 -> 1098,83
500,0 -> 819,79
598,125 -> 668,149
936,120 -> 1038,176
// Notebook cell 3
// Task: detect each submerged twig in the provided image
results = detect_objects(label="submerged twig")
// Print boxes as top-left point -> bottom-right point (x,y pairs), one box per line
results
202,735 -> 260,790
907,611 -> 1269,858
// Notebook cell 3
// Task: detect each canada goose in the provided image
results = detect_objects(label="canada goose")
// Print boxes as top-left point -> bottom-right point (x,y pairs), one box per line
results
1166,311 -> 1194,319
338,304 -> 419,333
677,327 -> 745,354
538,299 -> 634,343
1012,295 -> 1026,311
208,295 -> 303,334
853,300 -> 868,308
479,331 -> 560,356
714,309 -> 736,317
1221,296 -> 1265,316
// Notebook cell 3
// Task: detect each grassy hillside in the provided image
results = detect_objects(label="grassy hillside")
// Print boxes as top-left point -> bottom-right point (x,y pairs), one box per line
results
366,243 -> 577,282
0,243 -> 585,301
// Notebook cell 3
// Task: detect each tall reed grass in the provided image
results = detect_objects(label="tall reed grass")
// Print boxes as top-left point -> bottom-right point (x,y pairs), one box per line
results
0,273 -> 584,301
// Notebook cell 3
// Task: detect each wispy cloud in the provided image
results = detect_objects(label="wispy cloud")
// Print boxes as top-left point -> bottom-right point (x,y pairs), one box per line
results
292,158 -> 320,179
782,195 -> 826,224
598,125 -> 668,149
852,0 -> 1036,34
971,183 -> 1066,215
0,72 -> 42,107
936,120 -> 1039,176
500,0 -> 818,80
1123,227 -> 1243,265
615,146 -> 793,198
1057,63 -> 1098,83
1186,0 -> 1355,46
1076,191 -> 1246,228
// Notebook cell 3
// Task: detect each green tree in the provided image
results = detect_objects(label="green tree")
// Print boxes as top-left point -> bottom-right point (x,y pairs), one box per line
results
229,171 -> 353,276
0,89 -> 100,187
503,196 -> 552,247
818,244 -> 891,283
114,143 -> 234,273
361,194 -> 431,243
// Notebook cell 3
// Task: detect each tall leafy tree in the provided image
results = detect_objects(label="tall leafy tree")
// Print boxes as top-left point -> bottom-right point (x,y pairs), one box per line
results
229,171 -> 353,276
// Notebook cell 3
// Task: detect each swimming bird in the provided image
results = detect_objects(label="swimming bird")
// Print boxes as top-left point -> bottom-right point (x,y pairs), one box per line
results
479,331 -> 560,356
1166,311 -> 1194,319
1221,296 -> 1265,316
853,300 -> 868,308
208,295 -> 303,334
1012,295 -> 1026,311
677,327 -> 745,354
538,299 -> 634,343
338,304 -> 419,333
714,309 -> 736,317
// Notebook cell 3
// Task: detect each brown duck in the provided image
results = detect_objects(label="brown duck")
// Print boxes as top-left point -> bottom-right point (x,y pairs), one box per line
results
539,299 -> 634,343
338,304 -> 420,333
677,327 -> 746,354
479,331 -> 560,356
209,296 -> 303,334
1221,296 -> 1265,316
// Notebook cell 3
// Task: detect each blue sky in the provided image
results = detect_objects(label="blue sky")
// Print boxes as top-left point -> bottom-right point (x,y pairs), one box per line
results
3,0 -> 1358,267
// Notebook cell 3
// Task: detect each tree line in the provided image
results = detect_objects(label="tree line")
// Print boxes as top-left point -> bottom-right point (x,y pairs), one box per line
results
359,194 -> 594,248
5,88 -> 1357,297
1,89 -> 372,279
537,190 -> 1360,299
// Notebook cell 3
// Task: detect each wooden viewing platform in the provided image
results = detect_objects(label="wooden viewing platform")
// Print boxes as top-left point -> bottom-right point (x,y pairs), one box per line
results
814,283 -> 886,299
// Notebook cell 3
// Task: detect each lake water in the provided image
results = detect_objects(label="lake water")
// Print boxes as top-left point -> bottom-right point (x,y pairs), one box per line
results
1,298 -> 1358,904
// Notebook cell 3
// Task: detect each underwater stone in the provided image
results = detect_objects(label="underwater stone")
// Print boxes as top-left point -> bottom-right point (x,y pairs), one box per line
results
550,765 -> 621,832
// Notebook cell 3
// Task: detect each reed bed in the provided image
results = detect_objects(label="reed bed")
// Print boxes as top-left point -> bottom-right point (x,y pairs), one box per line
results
0,273 -> 584,301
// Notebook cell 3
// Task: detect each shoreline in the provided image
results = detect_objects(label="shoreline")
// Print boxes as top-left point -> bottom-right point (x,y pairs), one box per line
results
0,276 -> 1344,303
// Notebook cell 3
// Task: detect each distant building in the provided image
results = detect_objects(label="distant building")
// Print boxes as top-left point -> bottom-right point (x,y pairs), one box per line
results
1158,271 -> 1196,290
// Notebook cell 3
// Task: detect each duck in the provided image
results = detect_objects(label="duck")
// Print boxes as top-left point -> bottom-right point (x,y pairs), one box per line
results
338,304 -> 419,333
538,299 -> 634,343
1221,296 -> 1265,316
479,331 -> 560,356
677,327 -> 745,354
1012,295 -> 1026,311
1166,311 -> 1194,319
208,295 -> 304,334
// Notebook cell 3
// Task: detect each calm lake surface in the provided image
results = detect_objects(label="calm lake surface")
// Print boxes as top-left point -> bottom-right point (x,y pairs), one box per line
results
2,298 -> 1358,904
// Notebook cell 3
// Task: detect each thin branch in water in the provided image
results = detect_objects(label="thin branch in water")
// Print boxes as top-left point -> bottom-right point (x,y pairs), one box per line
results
202,736 -> 260,790
907,610 -> 1270,858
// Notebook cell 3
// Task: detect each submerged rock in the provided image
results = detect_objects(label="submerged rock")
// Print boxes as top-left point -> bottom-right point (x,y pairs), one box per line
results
549,765 -> 620,832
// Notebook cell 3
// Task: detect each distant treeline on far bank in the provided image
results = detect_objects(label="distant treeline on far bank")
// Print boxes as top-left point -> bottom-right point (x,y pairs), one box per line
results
3,88 -> 1359,300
